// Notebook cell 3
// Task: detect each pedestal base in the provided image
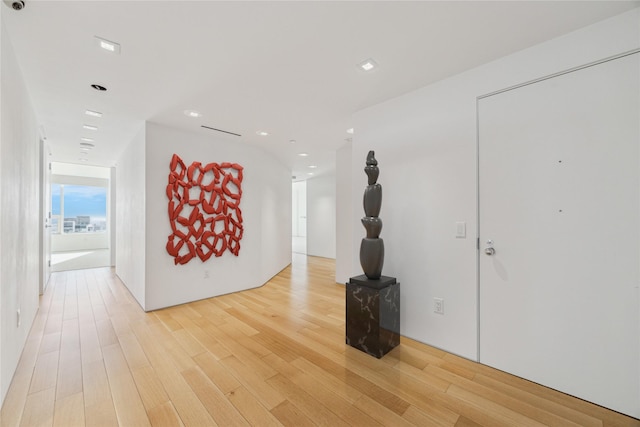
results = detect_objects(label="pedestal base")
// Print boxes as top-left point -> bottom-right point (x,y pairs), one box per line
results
346,275 -> 400,358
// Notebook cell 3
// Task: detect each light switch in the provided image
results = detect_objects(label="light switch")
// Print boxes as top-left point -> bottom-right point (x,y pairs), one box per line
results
455,221 -> 466,238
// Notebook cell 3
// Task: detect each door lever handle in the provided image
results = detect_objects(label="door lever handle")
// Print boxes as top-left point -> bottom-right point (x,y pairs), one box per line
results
484,239 -> 495,256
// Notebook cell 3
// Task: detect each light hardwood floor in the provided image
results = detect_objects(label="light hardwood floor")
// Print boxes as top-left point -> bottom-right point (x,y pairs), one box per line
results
1,255 -> 638,427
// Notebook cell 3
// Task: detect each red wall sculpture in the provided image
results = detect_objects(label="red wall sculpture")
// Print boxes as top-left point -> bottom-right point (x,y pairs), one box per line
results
166,154 -> 244,265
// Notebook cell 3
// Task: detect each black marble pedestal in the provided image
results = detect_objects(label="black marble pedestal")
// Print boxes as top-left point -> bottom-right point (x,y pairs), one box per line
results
346,275 -> 400,359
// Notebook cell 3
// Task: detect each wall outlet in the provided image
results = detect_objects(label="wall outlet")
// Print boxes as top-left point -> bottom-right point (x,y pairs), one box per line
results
17,309 -> 21,327
434,298 -> 444,315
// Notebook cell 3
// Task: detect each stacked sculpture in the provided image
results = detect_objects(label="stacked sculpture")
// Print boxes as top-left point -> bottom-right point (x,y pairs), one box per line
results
360,151 -> 384,279
346,151 -> 400,358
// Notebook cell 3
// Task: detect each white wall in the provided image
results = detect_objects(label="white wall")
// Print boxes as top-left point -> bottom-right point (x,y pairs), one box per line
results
306,172 -> 336,259
347,9 -> 640,360
115,125 -> 146,308
335,141 -> 352,284
0,21 -> 40,405
51,233 -> 109,252
1,14 -> 4,408
1,18 -> 4,405
144,122 -> 291,311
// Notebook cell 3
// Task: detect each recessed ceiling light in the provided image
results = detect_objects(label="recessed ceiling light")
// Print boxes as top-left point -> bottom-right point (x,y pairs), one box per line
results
298,153 -> 309,157
358,58 -> 378,72
308,172 -> 314,176
309,165 -> 317,169
80,137 -> 94,142
95,36 -> 121,54
256,131 -> 269,136
85,110 -> 102,118
83,124 -> 98,131
346,128 -> 354,134
184,110 -> 202,118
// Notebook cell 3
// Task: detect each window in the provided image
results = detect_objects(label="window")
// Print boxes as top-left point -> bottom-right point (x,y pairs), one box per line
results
51,184 -> 107,234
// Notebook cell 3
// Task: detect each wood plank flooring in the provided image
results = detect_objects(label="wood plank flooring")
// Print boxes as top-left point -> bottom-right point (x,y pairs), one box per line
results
1,254 -> 638,426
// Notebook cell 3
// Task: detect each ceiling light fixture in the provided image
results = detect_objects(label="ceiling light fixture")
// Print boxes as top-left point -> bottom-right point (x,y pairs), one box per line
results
256,131 -> 269,136
358,58 -> 378,72
83,124 -> 98,131
289,140 -> 296,144
85,110 -> 102,118
346,128 -> 354,134
308,172 -> 314,176
80,137 -> 94,142
184,110 -> 202,118
95,36 -> 121,54
309,165 -> 317,169
5,1 -> 25,11
298,153 -> 309,157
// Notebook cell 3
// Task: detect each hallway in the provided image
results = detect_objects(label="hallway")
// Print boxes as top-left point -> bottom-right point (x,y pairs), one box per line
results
1,256 -> 637,426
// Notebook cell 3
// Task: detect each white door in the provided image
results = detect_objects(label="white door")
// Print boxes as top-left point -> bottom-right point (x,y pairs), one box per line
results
292,181 -> 307,237
39,139 -> 52,294
478,53 -> 640,418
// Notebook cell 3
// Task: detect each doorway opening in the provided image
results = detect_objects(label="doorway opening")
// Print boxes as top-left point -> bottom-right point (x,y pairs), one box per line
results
292,180 -> 307,254
50,162 -> 112,271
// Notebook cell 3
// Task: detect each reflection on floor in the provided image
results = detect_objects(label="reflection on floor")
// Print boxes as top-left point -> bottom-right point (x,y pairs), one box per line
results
51,248 -> 111,272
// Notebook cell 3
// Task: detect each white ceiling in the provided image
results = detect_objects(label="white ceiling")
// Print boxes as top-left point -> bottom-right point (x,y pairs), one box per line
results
3,1 -> 638,180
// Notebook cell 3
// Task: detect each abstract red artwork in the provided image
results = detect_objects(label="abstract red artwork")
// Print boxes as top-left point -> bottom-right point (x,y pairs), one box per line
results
166,154 -> 244,265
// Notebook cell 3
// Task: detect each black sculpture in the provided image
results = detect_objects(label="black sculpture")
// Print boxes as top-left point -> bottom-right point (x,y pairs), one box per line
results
346,150 -> 399,359
360,151 -> 384,279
